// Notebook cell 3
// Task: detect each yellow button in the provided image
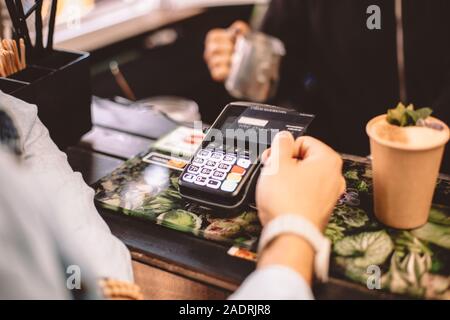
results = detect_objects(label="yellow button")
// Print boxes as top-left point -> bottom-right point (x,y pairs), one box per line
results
227,173 -> 242,182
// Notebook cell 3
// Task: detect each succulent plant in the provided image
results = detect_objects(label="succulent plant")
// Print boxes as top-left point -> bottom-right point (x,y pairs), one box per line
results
386,103 -> 432,127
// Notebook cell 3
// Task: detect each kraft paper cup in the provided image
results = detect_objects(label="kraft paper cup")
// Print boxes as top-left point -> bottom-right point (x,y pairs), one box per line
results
366,115 -> 449,229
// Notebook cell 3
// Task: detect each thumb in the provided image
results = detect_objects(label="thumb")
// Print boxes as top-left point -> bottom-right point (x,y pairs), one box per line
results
270,131 -> 295,165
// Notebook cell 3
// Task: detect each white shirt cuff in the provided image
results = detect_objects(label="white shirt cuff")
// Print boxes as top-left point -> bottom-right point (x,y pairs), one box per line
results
229,265 -> 314,300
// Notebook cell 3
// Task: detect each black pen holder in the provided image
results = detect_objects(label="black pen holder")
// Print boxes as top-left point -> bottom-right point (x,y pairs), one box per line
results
0,49 -> 92,149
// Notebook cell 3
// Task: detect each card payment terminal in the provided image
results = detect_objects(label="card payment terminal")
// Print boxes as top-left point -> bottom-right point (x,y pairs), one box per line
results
179,102 -> 314,212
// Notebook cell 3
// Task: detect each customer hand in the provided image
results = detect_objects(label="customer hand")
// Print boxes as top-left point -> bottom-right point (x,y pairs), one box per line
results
204,21 -> 250,82
256,132 -> 346,231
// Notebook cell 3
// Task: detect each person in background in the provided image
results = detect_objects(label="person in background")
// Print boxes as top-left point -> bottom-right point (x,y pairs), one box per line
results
204,0 -> 450,172
0,90 -> 344,298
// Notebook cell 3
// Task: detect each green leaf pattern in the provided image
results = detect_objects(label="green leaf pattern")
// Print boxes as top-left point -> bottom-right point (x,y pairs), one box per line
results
94,151 -> 450,299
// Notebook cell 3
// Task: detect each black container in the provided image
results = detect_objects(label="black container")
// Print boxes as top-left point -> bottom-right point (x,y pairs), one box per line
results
0,49 -> 92,149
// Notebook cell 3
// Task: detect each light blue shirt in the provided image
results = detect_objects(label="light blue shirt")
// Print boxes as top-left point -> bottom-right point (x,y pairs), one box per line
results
231,265 -> 313,300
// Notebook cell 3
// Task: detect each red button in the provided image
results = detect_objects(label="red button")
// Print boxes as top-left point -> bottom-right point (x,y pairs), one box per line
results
231,165 -> 246,175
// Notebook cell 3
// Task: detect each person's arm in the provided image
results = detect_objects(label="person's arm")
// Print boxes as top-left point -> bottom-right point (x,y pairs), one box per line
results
0,150 -> 99,299
0,150 -> 143,300
0,92 -> 133,282
231,132 -> 345,299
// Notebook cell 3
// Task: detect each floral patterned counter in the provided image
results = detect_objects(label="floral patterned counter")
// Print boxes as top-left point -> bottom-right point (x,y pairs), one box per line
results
94,148 -> 450,299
